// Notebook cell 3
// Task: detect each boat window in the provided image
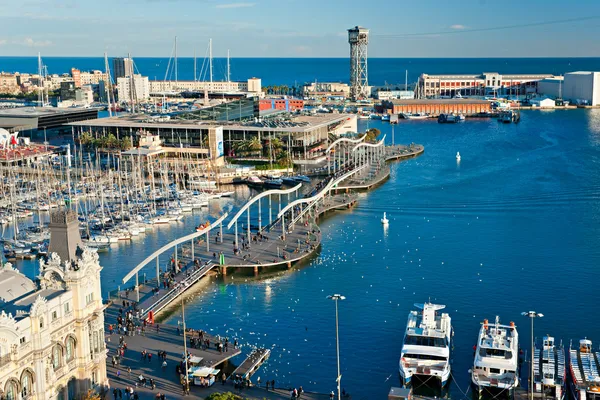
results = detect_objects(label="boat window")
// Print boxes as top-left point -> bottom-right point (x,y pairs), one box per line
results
404,335 -> 448,348
480,348 -> 512,359
403,353 -> 447,361
490,368 -> 501,374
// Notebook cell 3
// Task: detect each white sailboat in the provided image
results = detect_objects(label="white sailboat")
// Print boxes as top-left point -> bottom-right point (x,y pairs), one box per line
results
381,212 -> 389,225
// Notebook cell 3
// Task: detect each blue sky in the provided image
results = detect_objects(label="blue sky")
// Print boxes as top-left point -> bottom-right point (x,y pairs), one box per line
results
1,0 -> 600,57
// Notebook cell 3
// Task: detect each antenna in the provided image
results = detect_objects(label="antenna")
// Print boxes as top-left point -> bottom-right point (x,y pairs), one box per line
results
227,49 -> 230,82
209,38 -> 213,83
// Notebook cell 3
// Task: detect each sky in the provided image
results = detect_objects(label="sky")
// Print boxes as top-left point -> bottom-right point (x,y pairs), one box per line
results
1,0 -> 600,57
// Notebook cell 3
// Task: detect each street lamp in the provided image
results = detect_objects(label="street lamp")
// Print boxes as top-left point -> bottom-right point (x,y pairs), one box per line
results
521,311 -> 543,400
327,294 -> 345,400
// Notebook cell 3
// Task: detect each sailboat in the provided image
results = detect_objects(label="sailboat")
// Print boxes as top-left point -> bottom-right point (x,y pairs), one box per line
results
381,212 -> 389,225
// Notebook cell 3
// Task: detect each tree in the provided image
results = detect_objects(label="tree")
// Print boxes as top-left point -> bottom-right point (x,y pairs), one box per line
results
81,390 -> 101,400
205,392 -> 243,400
119,136 -> 133,151
365,128 -> 380,143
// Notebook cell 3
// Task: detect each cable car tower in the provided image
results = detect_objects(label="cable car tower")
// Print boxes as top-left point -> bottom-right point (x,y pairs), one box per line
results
348,26 -> 369,101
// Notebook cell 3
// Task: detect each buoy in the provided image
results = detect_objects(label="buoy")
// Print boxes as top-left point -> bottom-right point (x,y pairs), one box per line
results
456,152 -> 461,161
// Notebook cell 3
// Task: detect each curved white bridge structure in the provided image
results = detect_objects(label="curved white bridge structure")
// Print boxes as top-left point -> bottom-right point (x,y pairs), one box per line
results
276,164 -> 368,233
325,134 -> 366,174
122,212 -> 228,302
225,183 -> 302,245
351,134 -> 386,165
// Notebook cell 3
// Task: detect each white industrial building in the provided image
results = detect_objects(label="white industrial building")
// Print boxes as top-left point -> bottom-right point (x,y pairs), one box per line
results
536,77 -> 564,99
563,71 -> 600,106
149,78 -> 261,96
117,74 -> 150,103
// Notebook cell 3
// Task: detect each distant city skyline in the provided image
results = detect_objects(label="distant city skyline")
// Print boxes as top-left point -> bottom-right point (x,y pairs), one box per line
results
1,0 -> 600,58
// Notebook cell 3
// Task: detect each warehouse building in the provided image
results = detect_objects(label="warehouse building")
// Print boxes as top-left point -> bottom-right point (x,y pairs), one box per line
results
563,71 -> 600,106
382,99 -> 491,116
416,72 -> 555,98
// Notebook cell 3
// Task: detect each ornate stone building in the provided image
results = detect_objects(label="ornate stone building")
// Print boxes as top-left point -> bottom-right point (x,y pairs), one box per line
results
0,211 -> 107,399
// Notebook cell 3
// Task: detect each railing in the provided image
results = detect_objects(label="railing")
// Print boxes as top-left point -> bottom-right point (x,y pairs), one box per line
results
0,354 -> 12,368
139,262 -> 216,318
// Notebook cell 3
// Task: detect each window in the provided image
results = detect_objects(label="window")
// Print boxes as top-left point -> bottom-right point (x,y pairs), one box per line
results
52,345 -> 63,370
403,353 -> 447,361
490,368 -> 501,374
404,335 -> 448,347
21,371 -> 33,398
64,303 -> 70,313
92,370 -> 98,386
93,331 -> 99,353
5,380 -> 18,400
52,311 -> 57,320
86,293 -> 94,305
66,337 -> 75,362
20,337 -> 26,345
39,317 -> 44,329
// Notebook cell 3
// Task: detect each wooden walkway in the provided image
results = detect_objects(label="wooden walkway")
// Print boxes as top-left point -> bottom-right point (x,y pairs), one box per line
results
230,348 -> 271,380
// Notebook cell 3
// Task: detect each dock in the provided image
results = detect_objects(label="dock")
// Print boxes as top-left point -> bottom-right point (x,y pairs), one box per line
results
102,141 -> 423,399
230,348 -> 271,380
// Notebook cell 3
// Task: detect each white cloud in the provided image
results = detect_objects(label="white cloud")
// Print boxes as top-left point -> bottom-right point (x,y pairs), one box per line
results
23,37 -> 53,47
0,39 -> 6,45
215,2 -> 255,8
293,45 -> 311,55
450,24 -> 466,30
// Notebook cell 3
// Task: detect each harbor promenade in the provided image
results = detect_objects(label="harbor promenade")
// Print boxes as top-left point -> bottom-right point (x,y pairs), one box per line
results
102,141 -> 422,400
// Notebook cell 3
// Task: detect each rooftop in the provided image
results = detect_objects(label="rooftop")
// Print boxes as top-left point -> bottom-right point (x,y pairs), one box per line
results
0,267 -> 36,303
386,98 -> 490,105
69,113 -> 354,133
0,106 -> 101,118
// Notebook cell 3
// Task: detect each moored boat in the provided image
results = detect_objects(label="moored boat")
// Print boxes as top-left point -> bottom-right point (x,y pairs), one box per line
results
246,175 -> 264,189
569,339 -> 600,400
534,335 -> 566,400
471,316 -> 519,399
399,302 -> 452,389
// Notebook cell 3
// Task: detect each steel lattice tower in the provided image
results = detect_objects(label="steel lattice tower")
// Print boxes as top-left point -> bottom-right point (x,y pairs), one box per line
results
348,26 -> 369,100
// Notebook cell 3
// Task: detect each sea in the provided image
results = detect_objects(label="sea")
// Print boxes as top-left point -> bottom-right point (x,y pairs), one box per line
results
2,56 -> 600,86
4,57 -> 600,398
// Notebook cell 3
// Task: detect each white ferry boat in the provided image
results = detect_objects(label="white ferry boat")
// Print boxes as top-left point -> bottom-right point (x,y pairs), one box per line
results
569,339 -> 600,400
471,316 -> 519,398
399,302 -> 452,388
534,335 -> 566,400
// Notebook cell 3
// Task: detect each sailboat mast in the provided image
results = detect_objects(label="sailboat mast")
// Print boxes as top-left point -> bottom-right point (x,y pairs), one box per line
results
104,52 -> 113,117
405,70 -> 408,91
194,48 -> 197,82
227,49 -> 230,82
209,38 -> 213,83
175,36 -> 178,83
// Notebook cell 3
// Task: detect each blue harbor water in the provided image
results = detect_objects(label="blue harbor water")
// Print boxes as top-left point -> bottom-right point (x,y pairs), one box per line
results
2,57 -> 600,86
153,109 -> 600,398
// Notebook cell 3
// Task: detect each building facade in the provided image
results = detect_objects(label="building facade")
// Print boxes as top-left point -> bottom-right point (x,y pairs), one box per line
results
149,78 -> 262,95
117,75 -> 150,102
416,72 -> 555,98
0,211 -> 107,400
563,71 -> 600,106
70,69 -> 110,88
112,57 -> 134,79
382,99 -> 491,115
303,82 -> 351,98
259,98 -> 304,112
536,77 -> 564,99
0,74 -> 19,95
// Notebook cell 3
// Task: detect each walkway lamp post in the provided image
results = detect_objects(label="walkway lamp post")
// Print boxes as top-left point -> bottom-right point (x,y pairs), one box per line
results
327,294 -> 345,400
521,310 -> 543,400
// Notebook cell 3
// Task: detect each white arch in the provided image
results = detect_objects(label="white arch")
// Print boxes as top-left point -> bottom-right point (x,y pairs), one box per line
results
351,134 -> 386,152
122,212 -> 228,284
325,134 -> 366,154
276,164 -> 367,220
226,183 -> 302,230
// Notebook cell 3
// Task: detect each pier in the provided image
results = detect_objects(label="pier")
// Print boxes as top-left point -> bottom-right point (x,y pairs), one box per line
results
103,140 -> 423,399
